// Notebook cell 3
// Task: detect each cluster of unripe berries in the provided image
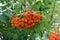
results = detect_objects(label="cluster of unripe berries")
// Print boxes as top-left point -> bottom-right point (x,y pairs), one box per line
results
48,32 -> 60,40
11,10 -> 42,29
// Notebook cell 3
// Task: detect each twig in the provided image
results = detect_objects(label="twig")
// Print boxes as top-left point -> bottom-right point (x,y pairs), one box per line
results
23,0 -> 26,12
50,0 -> 56,23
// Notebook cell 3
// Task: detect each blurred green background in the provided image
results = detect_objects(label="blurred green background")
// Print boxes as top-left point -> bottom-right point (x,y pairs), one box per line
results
0,0 -> 60,40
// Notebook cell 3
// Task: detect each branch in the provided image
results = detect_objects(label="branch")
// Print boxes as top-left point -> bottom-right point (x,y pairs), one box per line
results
23,0 -> 26,12
50,0 -> 56,22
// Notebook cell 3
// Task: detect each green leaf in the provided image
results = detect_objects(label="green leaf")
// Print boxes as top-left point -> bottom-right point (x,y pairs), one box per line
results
31,35 -> 36,40
14,5 -> 21,14
13,34 -> 18,40
17,0 -> 24,5
31,1 -> 41,10
4,13 -> 12,19
0,15 -> 6,23
27,0 -> 32,5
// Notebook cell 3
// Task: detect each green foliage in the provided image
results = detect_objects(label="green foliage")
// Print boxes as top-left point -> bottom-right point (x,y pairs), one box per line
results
0,15 -> 6,23
0,0 -> 59,40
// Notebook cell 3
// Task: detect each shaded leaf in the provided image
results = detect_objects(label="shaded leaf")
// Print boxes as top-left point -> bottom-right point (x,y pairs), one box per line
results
4,13 -> 12,19
0,15 -> 6,23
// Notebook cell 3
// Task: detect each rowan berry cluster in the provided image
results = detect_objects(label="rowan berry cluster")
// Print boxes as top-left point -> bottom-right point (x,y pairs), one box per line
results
48,32 -> 60,40
11,10 -> 42,29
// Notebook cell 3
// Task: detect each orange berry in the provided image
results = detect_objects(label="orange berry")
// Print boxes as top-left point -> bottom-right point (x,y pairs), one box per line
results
35,20 -> 39,23
30,23 -> 35,28
38,16 -> 42,20
24,19 -> 27,22
13,15 -> 17,18
25,24 -> 29,28
28,21 -> 32,24
21,18 -> 25,22
11,24 -> 14,26
33,15 -> 36,19
28,10 -> 31,14
23,13 -> 27,16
